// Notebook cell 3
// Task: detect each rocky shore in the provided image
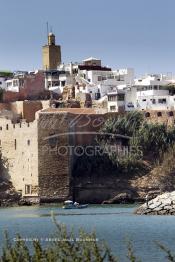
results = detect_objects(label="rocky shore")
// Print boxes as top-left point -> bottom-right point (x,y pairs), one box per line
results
135,191 -> 175,215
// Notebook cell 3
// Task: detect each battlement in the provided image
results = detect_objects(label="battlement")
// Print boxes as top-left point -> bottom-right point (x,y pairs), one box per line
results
0,118 -> 37,131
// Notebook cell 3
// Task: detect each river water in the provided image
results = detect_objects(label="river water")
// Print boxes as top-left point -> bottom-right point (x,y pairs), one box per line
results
0,204 -> 175,261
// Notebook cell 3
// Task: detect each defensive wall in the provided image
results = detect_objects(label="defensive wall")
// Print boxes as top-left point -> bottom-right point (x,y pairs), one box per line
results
0,108 -> 175,202
0,119 -> 38,198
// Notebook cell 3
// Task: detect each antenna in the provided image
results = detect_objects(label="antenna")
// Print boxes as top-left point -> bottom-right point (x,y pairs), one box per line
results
46,22 -> 49,37
50,25 -> 53,33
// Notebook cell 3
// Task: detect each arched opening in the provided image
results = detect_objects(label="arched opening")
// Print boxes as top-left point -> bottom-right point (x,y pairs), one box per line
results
168,111 -> 174,117
145,112 -> 150,118
157,112 -> 162,117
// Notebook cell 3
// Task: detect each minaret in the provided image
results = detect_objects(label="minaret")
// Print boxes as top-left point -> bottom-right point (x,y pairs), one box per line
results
42,32 -> 61,70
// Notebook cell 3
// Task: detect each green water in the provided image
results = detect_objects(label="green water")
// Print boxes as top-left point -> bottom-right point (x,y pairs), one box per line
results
0,204 -> 175,261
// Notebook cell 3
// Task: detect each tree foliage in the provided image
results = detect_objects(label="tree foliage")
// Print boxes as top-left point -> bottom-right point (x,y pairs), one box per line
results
97,111 -> 175,168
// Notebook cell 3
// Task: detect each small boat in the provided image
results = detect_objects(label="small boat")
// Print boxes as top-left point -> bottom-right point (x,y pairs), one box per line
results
62,200 -> 88,209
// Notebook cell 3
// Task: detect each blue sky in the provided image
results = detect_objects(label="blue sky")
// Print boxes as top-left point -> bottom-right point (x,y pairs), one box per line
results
0,0 -> 175,76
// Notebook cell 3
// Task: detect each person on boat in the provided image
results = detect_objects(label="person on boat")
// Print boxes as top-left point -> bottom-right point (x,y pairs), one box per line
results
145,194 -> 149,207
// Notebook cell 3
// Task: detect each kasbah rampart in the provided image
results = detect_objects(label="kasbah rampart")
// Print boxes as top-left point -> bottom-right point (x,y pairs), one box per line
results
1,31 -> 175,204
0,101 -> 174,204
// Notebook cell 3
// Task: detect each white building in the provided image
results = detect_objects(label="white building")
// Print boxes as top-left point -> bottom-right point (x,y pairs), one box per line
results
6,78 -> 21,92
78,57 -> 134,86
0,77 -> 7,89
74,57 -> 135,101
44,70 -> 62,94
134,74 -> 175,110
0,71 -> 13,90
107,90 -> 125,112
45,63 -> 78,94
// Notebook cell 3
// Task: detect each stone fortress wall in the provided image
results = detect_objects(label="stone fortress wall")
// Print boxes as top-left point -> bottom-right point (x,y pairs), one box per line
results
0,108 -> 175,202
143,110 -> 175,125
0,119 -> 38,198
38,111 -> 70,202
37,108 -> 106,202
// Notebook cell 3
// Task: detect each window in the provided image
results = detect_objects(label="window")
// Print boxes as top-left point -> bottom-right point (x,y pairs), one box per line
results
15,139 -> 17,150
13,80 -> 18,87
110,106 -> 116,111
52,81 -> 60,86
27,140 -> 30,146
150,99 -> 156,104
25,185 -> 32,194
7,82 -> 12,87
108,95 -> 117,101
6,124 -> 8,130
61,81 -> 65,87
142,99 -> 146,102
95,93 -> 101,100
117,94 -> 125,101
154,86 -> 158,90
158,98 -> 166,104
157,112 -> 162,117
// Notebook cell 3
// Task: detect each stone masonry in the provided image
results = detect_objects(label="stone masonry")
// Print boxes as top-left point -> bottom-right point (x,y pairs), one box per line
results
0,108 -> 175,202
0,119 -> 38,198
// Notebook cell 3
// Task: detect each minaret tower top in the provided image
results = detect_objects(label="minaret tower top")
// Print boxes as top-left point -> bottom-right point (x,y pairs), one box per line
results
48,32 -> 55,45
42,30 -> 61,70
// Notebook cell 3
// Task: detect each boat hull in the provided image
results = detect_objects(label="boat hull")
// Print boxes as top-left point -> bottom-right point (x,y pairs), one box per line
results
63,204 -> 88,209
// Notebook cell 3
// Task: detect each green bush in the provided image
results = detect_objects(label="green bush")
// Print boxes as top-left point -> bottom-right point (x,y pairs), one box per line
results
137,122 -> 175,158
98,111 -> 175,165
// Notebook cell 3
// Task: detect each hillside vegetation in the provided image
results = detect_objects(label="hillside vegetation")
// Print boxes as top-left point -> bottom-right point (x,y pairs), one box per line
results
73,111 -> 175,202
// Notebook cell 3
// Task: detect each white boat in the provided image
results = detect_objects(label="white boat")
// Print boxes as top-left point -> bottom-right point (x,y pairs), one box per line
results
62,200 -> 88,209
